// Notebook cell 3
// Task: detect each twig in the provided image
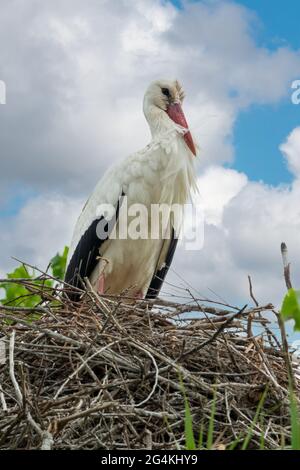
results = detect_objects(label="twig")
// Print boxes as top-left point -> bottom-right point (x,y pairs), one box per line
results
247,275 -> 259,338
276,310 -> 296,390
281,242 -> 293,290
8,331 -> 53,449
0,384 -> 7,412
9,331 -> 23,407
53,340 -> 121,400
127,341 -> 159,407
182,305 -> 248,357
0,274 -> 298,450
280,242 -> 296,389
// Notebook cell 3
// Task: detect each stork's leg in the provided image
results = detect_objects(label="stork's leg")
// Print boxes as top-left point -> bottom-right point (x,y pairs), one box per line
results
135,290 -> 144,299
98,274 -> 105,294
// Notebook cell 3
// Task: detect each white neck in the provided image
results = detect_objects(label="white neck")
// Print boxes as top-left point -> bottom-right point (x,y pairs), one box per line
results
143,97 -> 198,206
143,101 -> 175,138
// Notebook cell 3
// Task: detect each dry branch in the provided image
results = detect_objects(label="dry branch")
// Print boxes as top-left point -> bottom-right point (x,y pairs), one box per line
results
0,276 -> 299,450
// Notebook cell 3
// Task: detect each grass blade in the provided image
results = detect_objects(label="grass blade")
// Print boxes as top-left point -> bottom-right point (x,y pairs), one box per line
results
206,387 -> 216,450
290,391 -> 300,450
184,395 -> 196,450
241,387 -> 268,450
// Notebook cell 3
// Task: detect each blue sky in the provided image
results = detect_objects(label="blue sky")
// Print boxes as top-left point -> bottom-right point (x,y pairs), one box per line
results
233,101 -> 299,185
233,0 -> 300,185
173,0 -> 300,50
170,0 -> 300,186
0,195 -> 29,218
240,0 -> 300,50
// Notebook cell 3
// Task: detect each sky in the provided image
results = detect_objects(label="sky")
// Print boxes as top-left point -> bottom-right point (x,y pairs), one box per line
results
0,0 -> 300,331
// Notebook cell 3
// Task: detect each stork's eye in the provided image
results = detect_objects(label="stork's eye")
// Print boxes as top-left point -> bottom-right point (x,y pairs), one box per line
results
162,87 -> 170,97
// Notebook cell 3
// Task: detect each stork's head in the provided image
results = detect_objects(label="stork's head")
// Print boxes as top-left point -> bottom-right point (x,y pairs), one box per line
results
143,79 -> 196,156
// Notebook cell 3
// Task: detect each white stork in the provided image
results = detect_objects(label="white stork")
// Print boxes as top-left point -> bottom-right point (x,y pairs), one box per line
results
65,79 -> 198,300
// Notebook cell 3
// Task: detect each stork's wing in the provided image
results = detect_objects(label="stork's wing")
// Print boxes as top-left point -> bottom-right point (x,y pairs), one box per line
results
146,227 -> 178,300
65,193 -> 124,299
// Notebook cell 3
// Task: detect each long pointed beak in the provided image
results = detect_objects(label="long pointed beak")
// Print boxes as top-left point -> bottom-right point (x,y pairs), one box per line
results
166,102 -> 196,156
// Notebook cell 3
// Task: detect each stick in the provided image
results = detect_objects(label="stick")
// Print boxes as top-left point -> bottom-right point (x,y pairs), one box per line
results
9,331 -> 23,407
279,242 -> 296,389
182,305 -> 248,357
281,242 -> 293,290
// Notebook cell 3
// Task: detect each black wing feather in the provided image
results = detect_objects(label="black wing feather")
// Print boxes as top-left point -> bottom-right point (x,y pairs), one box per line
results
146,227 -> 178,300
65,218 -> 105,293
65,194 -> 123,300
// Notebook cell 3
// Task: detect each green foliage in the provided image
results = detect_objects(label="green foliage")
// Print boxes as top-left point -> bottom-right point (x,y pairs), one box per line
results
182,383 -> 300,450
179,375 -> 196,450
1,265 -> 42,308
240,387 -> 267,450
281,288 -> 300,331
206,388 -> 216,450
50,246 -> 69,280
183,390 -> 196,450
290,390 -> 300,450
259,413 -> 265,450
0,247 -> 69,308
182,382 -> 217,450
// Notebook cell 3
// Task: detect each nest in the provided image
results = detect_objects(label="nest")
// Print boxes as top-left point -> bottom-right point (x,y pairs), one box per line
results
0,277 -> 299,450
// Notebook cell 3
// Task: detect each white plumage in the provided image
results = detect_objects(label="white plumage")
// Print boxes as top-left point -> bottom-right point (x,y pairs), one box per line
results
65,79 -> 198,300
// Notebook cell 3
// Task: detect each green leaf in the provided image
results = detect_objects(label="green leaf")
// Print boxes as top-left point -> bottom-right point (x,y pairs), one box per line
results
50,246 -> 69,280
7,265 -> 31,280
179,376 -> 196,450
0,247 -> 69,310
184,393 -> 196,450
0,265 -> 41,307
197,422 -> 204,449
290,390 -> 300,450
281,288 -> 300,331
241,387 -> 268,450
206,387 -> 216,450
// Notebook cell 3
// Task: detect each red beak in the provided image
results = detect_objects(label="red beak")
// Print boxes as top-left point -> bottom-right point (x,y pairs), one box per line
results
167,103 -> 196,156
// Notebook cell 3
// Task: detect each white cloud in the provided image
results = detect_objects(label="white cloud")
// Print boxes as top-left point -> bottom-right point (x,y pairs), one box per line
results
196,166 -> 248,225
1,1 -> 300,307
1,0 -> 300,195
0,194 -> 83,273
171,128 -> 300,307
280,127 -> 300,178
